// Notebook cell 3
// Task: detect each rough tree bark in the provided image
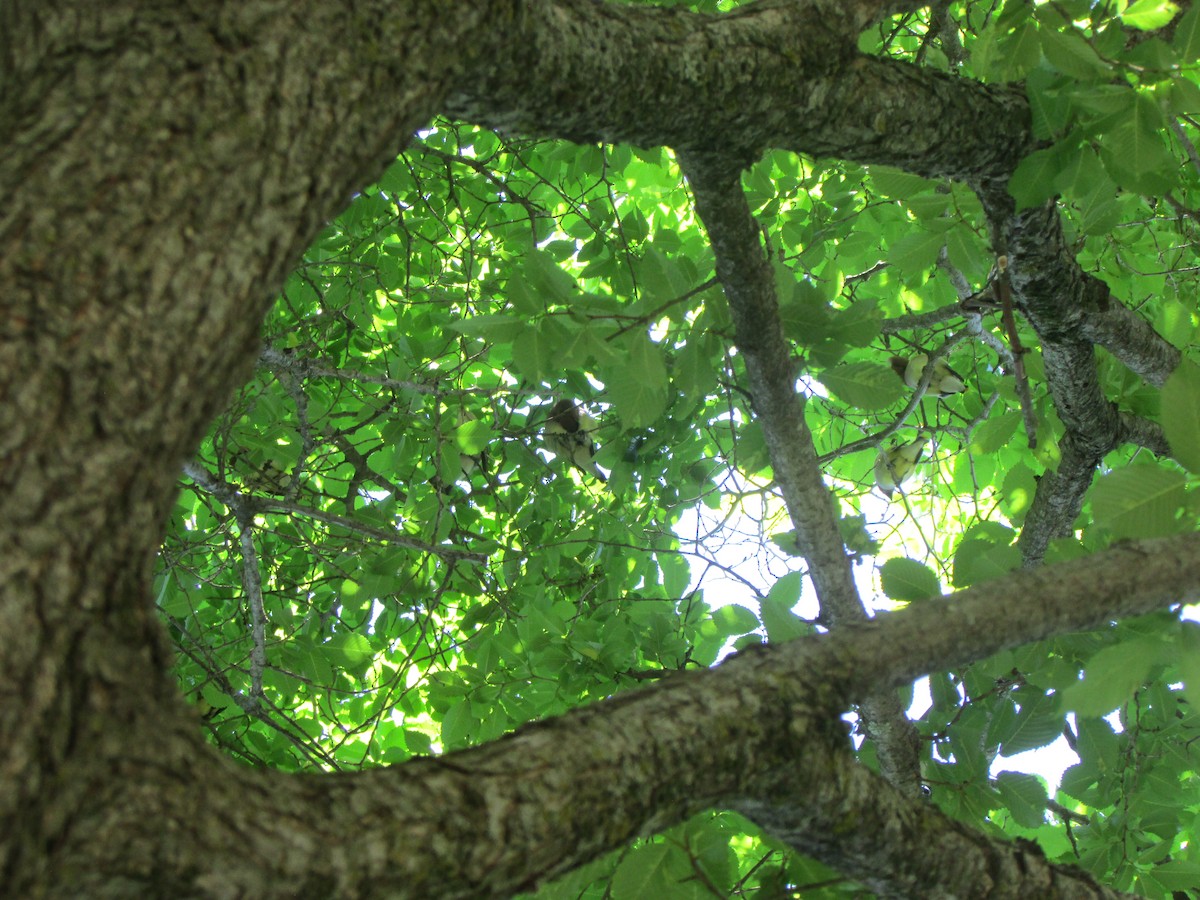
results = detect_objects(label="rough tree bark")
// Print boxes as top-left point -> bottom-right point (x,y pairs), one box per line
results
0,0 -> 1190,896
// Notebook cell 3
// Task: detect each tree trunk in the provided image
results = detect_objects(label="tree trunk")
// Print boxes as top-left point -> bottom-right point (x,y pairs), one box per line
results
0,1 -> 494,891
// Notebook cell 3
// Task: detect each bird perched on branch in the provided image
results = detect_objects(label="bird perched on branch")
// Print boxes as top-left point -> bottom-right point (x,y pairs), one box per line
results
545,399 -> 607,483
874,438 -> 927,498
890,353 -> 966,398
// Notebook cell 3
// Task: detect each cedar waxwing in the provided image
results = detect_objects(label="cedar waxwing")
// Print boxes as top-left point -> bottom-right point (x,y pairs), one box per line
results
874,438 -> 927,498
890,353 -> 966,398
545,399 -> 607,483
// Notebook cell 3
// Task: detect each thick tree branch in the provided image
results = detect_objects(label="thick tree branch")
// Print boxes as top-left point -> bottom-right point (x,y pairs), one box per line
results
681,151 -> 923,796
62,533 -> 1193,897
446,0 -> 1031,178
974,197 -> 1182,566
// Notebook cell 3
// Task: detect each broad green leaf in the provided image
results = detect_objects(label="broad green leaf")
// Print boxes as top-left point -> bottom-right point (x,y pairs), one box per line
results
711,604 -> 759,637
674,335 -> 720,405
1009,147 -> 1065,210
879,557 -> 941,603
280,640 -> 334,685
446,313 -> 526,341
970,410 -> 1022,454
659,552 -> 691,599
991,21 -> 1043,81
1055,144 -> 1111,198
1060,637 -> 1163,717
1097,94 -> 1174,194
997,692 -> 1063,756
869,166 -> 938,199
732,421 -> 772,476
454,418 -> 491,455
947,704 -> 991,779
945,225 -> 989,280
1074,179 -> 1123,236
1160,362 -> 1200,473
818,362 -> 905,410
1175,1 -> 1200,61
906,192 -> 950,221
994,771 -> 1049,829
953,539 -> 1021,588
888,227 -> 949,277
1121,0 -> 1180,31
678,818 -> 737,888
611,841 -> 701,900
1143,861 -> 1200,892
512,319 -> 569,383
440,701 -> 478,750
1177,624 -> 1200,709
1171,76 -> 1200,115
1039,27 -> 1110,78
778,278 -> 832,344
1027,70 -> 1073,139
156,575 -> 196,618
761,572 -> 810,642
326,633 -> 375,673
607,341 -> 668,429
1090,466 -> 1186,539
827,300 -> 881,348
1000,463 -> 1038,523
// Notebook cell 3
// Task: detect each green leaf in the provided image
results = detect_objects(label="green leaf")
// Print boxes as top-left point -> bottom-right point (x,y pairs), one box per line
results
869,166 -> 938,199
607,336 -> 669,428
999,463 -> 1038,524
1122,0 -> 1180,30
879,557 -> 941,603
827,300 -> 881,348
1026,69 -> 1073,139
970,410 -> 1022,454
953,539 -> 1021,589
994,771 -> 1049,829
1008,147 -> 1065,210
945,225 -> 989,281
1039,27 -> 1110,78
1161,362 -> 1200,473
997,692 -> 1063,756
1060,638 -> 1163,717
454,418 -> 491,455
1097,94 -> 1174,194
445,313 -> 526,341
1177,624 -> 1200,710
888,227 -> 950,277
611,841 -> 700,900
711,604 -> 759,637
280,639 -> 334,685
524,250 -> 579,305
1143,861 -> 1200,892
778,278 -> 832,344
1090,466 -> 1187,539
818,362 -> 905,410
440,701 -> 478,750
947,704 -> 991,779
991,21 -> 1043,81
512,319 -> 569,383
761,572 -> 810,642
1175,0 -> 1200,60
326,633 -> 375,673
1171,76 -> 1200,115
